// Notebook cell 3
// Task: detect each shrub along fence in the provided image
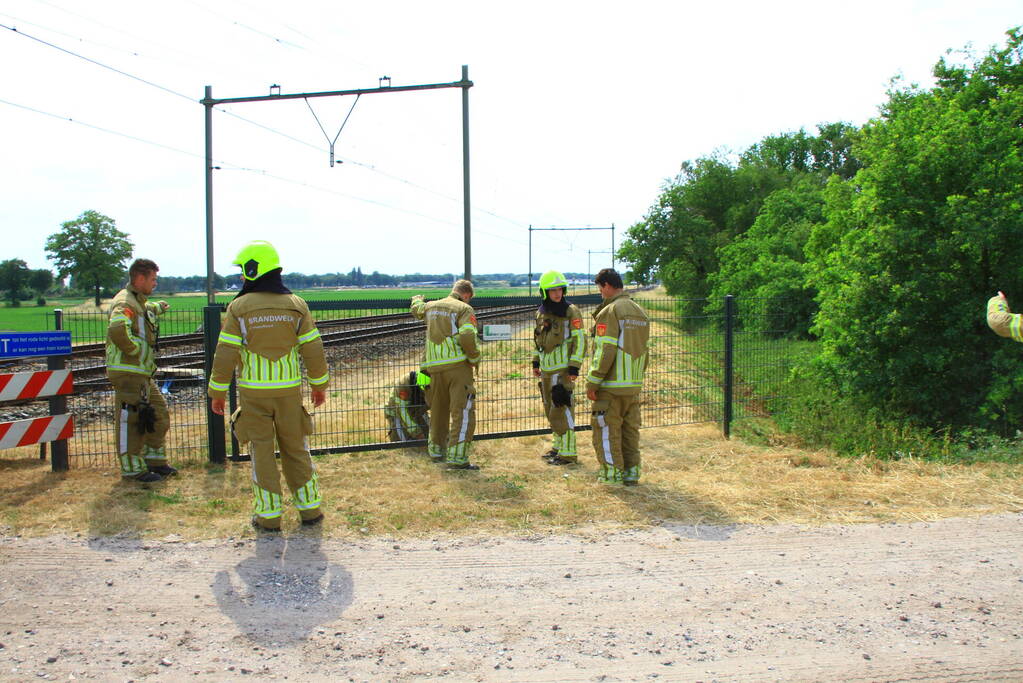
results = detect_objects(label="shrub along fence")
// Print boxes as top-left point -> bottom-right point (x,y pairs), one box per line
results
38,294 -> 798,467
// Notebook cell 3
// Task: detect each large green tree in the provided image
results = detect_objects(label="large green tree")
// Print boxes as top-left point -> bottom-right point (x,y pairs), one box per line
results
708,178 -> 826,337
28,269 -> 53,297
0,259 -> 29,306
619,125 -> 861,319
810,28 -> 1023,429
45,210 -> 133,306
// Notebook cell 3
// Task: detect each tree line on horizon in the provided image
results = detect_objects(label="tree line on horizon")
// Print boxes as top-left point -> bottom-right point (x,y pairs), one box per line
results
2,209 -> 596,305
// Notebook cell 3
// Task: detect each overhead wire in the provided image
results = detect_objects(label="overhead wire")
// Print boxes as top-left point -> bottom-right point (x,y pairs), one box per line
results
1,16 -> 557,247
0,95 -> 528,247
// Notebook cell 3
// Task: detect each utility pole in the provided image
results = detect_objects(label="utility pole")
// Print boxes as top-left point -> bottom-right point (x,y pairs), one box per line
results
201,67 -> 474,303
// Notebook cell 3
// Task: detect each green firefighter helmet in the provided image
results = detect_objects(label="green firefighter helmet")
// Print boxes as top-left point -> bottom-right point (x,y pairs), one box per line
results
232,240 -> 281,281
538,270 -> 568,298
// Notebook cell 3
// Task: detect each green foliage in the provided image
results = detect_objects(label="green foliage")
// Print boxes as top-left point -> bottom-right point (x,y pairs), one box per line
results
810,28 -> 1023,429
28,269 -> 53,296
0,259 -> 29,305
620,125 -> 861,319
772,362 -> 1023,464
45,210 -> 133,306
708,178 -> 825,337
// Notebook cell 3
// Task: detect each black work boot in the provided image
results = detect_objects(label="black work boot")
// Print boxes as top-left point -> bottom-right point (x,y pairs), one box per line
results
148,464 -> 178,477
251,516 -> 281,533
546,455 -> 578,466
301,513 -> 325,527
541,449 -> 559,461
131,471 -> 162,483
446,461 -> 480,471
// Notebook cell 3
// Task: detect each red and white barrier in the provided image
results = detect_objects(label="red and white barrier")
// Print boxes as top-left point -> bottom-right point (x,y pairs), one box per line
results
0,414 -> 74,449
0,370 -> 72,401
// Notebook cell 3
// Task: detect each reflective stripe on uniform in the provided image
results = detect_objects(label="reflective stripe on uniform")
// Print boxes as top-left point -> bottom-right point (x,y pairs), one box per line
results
293,473 -> 321,510
1011,314 -> 1023,342
298,328 -> 321,345
252,482 -> 283,519
596,412 -> 613,465
422,337 -> 468,367
218,331 -> 243,346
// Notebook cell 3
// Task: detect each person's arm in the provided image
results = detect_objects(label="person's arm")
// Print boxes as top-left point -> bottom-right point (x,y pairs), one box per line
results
457,308 -> 481,364
586,310 -> 620,398
107,300 -> 140,356
410,295 -> 427,320
296,306 -> 328,406
532,313 -> 542,377
208,308 -> 242,403
147,300 -> 170,316
567,309 -> 586,378
987,291 -> 1023,341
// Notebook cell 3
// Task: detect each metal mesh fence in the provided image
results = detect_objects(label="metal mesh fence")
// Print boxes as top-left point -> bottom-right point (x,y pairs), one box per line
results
5,293 -> 806,468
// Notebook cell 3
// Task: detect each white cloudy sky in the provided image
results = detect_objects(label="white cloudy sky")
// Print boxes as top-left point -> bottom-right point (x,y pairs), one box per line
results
1,0 -> 1019,279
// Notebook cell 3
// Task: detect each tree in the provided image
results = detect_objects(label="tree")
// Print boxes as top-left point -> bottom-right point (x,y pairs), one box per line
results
28,269 -> 53,296
809,28 -> 1023,429
0,259 -> 29,306
45,210 -> 133,306
708,179 -> 825,338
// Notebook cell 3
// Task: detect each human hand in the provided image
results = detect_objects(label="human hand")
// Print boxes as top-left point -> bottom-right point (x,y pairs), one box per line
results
532,366 -> 540,377
311,389 -> 327,407
157,300 -> 170,313
586,387 -> 598,401
211,398 -> 226,415
998,291 -> 1008,303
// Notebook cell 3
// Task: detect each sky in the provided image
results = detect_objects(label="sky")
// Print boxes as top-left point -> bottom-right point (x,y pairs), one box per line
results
1,0 -> 1020,280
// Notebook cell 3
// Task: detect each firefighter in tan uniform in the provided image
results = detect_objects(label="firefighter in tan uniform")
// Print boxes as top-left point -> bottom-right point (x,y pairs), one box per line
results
384,371 -> 430,442
987,291 -> 1023,341
532,270 -> 586,465
410,280 -> 481,469
208,241 -> 330,532
106,258 -> 175,482
585,268 -> 650,485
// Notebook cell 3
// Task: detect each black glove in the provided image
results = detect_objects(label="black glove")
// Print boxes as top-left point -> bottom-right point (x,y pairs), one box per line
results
137,400 -> 157,434
532,360 -> 540,370
568,366 -> 579,378
550,383 -> 572,407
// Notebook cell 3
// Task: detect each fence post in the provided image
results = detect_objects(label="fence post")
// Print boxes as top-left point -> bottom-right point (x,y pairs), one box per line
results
723,295 -> 735,439
46,308 -> 69,471
203,305 -> 226,464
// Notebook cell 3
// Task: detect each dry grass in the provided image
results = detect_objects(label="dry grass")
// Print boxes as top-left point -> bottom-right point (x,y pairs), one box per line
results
1,424 -> 1020,540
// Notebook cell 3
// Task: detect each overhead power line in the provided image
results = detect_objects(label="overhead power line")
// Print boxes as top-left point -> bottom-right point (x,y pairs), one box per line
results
0,96 -> 529,248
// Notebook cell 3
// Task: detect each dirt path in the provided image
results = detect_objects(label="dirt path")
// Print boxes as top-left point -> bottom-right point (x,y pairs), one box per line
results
1,514 -> 1021,681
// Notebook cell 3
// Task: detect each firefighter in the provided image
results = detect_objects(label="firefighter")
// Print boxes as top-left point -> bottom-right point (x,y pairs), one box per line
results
410,280 -> 481,469
106,258 -> 174,483
208,241 -> 330,532
585,268 -> 650,485
384,370 -> 430,442
987,291 -> 1023,341
532,270 -> 586,465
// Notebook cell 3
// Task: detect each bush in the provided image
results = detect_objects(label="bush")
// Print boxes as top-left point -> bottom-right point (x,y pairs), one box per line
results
36,296 -> 46,306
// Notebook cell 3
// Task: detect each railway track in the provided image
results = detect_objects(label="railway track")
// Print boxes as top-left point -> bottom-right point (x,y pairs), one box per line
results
67,304 -> 536,392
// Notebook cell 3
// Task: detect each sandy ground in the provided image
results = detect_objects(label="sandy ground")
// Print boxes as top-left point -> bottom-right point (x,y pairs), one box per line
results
0,514 -> 1021,682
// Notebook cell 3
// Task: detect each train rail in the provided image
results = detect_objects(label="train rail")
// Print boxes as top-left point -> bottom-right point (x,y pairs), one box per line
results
67,304 -> 536,392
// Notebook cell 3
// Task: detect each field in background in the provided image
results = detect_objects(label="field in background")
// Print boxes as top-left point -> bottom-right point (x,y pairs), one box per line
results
0,285 -> 601,332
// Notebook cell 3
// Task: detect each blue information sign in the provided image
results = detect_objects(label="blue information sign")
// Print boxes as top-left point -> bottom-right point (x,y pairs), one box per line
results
0,331 -> 72,359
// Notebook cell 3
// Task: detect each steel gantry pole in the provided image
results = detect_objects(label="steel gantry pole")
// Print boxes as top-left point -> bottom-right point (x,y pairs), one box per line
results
200,68 -> 474,301
461,65 -> 472,281
204,85 -> 215,304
